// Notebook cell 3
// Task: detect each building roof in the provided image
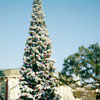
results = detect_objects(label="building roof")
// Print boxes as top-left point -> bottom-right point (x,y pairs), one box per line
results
0,69 -> 20,77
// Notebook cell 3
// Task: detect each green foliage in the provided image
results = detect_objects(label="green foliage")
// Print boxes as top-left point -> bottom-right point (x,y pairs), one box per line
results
60,43 -> 100,90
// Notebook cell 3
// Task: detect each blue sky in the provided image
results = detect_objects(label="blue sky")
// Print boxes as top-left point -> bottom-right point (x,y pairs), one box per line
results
0,0 -> 100,71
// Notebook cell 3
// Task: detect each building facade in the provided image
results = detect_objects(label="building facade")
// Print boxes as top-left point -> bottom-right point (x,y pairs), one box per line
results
0,69 -> 20,100
0,69 -> 77,100
0,77 -> 7,100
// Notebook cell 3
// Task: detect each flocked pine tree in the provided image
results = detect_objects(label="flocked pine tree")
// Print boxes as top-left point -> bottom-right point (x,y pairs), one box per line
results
19,0 -> 60,100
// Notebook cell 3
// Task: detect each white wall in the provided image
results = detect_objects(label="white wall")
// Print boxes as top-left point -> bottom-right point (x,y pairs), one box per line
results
7,77 -> 20,100
57,86 -> 76,100
0,76 -> 80,100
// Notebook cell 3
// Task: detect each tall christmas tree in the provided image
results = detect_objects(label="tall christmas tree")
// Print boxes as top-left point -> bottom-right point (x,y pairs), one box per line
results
19,0 -> 60,100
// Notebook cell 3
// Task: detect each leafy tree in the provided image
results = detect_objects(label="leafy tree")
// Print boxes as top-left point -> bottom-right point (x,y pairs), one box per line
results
59,43 -> 100,98
19,0 -> 60,100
